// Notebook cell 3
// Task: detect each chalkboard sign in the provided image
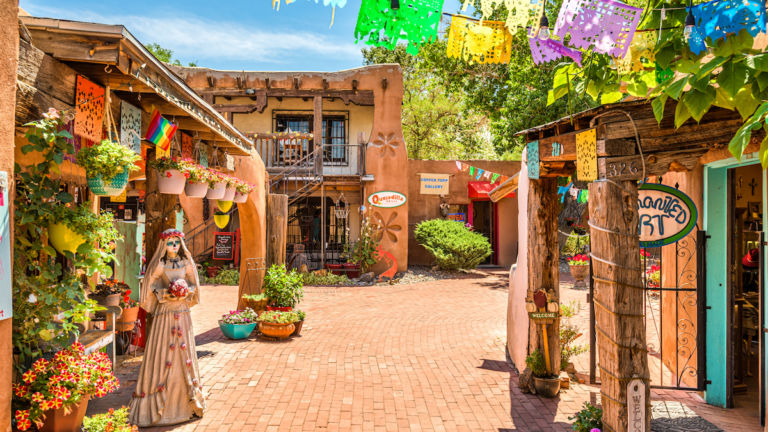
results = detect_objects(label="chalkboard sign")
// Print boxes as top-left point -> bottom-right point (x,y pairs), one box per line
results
213,232 -> 235,261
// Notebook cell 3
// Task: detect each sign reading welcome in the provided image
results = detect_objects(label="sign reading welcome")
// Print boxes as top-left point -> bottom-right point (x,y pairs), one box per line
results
419,173 -> 450,195
368,191 -> 406,208
638,183 -> 697,248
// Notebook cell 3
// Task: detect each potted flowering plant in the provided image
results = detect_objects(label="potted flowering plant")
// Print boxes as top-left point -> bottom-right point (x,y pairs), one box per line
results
91,279 -> 129,307
263,264 -> 304,311
234,180 -> 255,203
291,309 -> 306,336
76,140 -> 141,196
13,342 -> 119,431
147,157 -> 187,195
48,204 -> 120,257
646,264 -> 661,290
218,308 -> 258,339
117,290 -> 139,332
82,406 -> 137,432
241,293 -> 269,313
180,160 -> 211,198
257,310 -> 299,339
567,254 -> 590,285
220,174 -> 238,202
206,170 -> 227,199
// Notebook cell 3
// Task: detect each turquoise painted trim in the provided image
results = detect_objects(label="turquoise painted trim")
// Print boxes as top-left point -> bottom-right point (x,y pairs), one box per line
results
704,152 -> 759,169
704,165 -> 729,407
763,168 -> 767,418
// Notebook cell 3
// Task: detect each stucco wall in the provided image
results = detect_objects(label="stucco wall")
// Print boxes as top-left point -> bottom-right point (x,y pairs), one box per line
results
508,155 -> 530,370
406,159 -> 520,267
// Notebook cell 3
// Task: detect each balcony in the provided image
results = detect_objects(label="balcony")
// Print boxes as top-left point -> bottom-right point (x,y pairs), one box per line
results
253,132 -> 365,177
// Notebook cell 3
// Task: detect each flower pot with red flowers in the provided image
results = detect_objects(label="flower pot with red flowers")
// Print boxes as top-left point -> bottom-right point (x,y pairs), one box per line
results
233,180 -> 255,203
206,170 -> 226,199
91,279 -> 129,307
13,342 -> 119,431
257,310 -> 298,339
76,139 -> 141,196
181,161 -> 212,198
263,264 -> 304,311
291,310 -> 306,336
221,176 -> 237,202
206,265 -> 221,278
117,291 -> 140,332
82,406 -> 137,432
567,254 -> 590,286
148,157 -> 187,195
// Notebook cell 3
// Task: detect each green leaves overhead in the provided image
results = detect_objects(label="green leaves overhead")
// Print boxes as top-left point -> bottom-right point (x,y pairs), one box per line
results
718,61 -> 749,98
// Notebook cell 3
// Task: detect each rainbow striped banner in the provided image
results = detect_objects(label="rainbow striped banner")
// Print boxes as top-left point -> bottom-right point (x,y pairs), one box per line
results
146,109 -> 177,151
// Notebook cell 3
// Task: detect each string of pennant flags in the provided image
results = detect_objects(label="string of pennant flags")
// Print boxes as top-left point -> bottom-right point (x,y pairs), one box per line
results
557,177 -> 589,204
454,161 -> 510,184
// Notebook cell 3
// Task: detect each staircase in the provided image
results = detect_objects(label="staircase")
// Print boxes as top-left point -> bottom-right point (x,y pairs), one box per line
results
269,149 -> 323,206
185,207 -> 239,263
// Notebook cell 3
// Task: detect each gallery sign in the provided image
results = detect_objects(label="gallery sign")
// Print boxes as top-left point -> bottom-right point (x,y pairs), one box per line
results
419,173 -> 450,195
638,183 -> 697,248
368,191 -> 406,208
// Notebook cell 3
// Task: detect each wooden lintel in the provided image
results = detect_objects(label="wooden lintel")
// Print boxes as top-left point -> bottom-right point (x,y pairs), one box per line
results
538,128 -> 596,162
598,148 -> 707,181
199,88 -> 374,106
597,138 -> 636,157
25,29 -> 121,64
539,161 -> 575,177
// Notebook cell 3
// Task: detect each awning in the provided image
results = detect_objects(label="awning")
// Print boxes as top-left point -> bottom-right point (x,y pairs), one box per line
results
489,173 -> 520,202
468,181 -> 515,199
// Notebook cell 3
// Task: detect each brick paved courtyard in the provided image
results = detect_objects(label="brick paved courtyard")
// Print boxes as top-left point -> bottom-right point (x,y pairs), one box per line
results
89,270 -> 762,431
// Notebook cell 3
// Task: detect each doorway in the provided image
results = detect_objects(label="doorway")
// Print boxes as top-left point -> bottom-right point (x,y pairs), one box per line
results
469,200 -> 497,265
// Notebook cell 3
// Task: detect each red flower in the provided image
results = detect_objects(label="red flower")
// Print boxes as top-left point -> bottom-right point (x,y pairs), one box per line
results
166,171 -> 172,178
125,289 -> 131,295
21,370 -> 36,384
16,418 -> 31,431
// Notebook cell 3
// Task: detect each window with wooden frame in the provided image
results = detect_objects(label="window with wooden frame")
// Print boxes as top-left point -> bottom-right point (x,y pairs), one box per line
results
273,112 -> 349,165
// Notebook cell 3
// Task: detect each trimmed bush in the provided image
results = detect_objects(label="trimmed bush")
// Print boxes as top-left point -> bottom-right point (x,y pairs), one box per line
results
414,219 -> 492,270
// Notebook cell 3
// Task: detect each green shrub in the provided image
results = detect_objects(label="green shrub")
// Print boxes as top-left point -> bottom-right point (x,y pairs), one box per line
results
525,349 -> 548,378
569,402 -> 602,432
562,231 -> 590,256
263,264 -> 304,308
210,269 -> 239,286
414,219 -> 491,270
82,407 -> 136,431
301,272 -> 352,286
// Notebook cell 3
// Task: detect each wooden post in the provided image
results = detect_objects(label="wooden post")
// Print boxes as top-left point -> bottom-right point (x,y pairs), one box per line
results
145,147 -> 177,263
321,184 -> 326,268
313,95 -> 323,176
266,194 -> 288,267
588,180 -> 650,432
527,178 -> 561,374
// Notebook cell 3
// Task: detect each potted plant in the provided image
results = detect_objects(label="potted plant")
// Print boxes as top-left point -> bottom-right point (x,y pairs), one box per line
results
147,157 -> 187,195
117,289 -> 139,332
241,293 -> 269,313
525,349 -> 560,398
292,309 -> 306,336
567,254 -> 590,285
218,308 -> 258,339
569,402 -> 603,432
233,180 -> 255,203
263,264 -> 304,311
48,206 -> 119,256
221,174 -> 237,202
90,279 -> 127,307
82,406 -> 137,432
181,160 -> 211,198
13,342 -> 119,431
76,139 -> 141,196
206,170 -> 227,199
257,310 -> 298,339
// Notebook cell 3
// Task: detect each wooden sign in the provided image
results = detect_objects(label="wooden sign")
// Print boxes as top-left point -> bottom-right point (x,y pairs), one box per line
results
527,141 -> 540,179
419,173 -> 450,195
597,148 -> 705,181
368,191 -> 406,208
638,183 -> 697,248
213,232 -> 236,260
627,378 -> 647,432
529,311 -> 558,320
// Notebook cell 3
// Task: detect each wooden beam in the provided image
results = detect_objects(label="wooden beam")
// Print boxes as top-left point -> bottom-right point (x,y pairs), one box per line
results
598,148 -> 707,181
588,180 -> 650,432
16,39 -> 76,125
199,88 -> 375,105
24,29 -> 120,64
266,194 -> 288,267
313,96 -> 323,176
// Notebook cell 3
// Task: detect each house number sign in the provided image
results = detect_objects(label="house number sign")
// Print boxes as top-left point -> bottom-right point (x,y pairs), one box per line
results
638,183 -> 697,248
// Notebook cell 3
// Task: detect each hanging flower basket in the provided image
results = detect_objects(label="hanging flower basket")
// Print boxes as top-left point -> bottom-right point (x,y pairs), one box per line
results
207,181 -> 226,199
157,169 -> 187,194
185,180 -> 209,198
90,293 -> 120,307
222,185 -> 237,202
48,222 -> 86,254
217,200 -> 233,213
233,191 -> 249,203
87,167 -> 130,196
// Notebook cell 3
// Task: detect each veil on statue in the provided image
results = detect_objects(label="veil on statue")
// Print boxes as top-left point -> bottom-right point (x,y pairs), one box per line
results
139,229 -> 200,315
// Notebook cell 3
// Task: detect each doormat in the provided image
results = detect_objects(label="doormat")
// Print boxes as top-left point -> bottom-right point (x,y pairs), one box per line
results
650,401 -> 723,432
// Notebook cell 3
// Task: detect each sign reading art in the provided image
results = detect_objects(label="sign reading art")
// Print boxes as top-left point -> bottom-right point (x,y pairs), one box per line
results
368,191 -> 406,208
419,173 -> 450,195
638,183 -> 697,248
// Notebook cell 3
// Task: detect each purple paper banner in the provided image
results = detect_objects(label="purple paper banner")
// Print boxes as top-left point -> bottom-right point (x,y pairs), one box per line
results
528,29 -> 583,66
554,0 -> 642,58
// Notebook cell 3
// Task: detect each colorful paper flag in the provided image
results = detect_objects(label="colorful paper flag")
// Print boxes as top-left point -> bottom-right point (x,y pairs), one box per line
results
120,101 -> 141,154
146,110 -> 178,151
469,166 -> 475,176
476,168 -> 484,180
447,17 -> 513,64
491,173 -> 500,184
554,0 -> 642,58
355,0 -> 444,55
576,129 -> 598,181
74,76 -> 105,143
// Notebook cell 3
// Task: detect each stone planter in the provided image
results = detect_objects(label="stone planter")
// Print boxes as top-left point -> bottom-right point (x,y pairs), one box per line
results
38,394 -> 90,432
87,168 -> 129,196
206,181 -> 226,199
258,321 -> 295,339
533,376 -> 561,398
569,264 -> 589,284
233,191 -> 249,203
48,223 -> 86,254
117,306 -> 140,332
157,169 -> 186,194
222,186 -> 237,202
219,320 -> 257,340
185,180 -> 209,198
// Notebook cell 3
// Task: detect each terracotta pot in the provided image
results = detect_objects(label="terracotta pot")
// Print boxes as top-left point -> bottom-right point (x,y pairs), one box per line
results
569,264 -> 589,282
91,293 -> 121,307
206,266 -> 221,278
48,223 -> 86,254
87,167 -> 129,196
117,306 -> 140,332
185,180 -> 209,198
38,394 -> 90,432
206,181 -> 226,199
157,169 -> 187,194
326,263 -> 344,276
222,186 -> 237,201
259,321 -> 295,339
291,320 -> 304,336
342,263 -> 360,278
533,376 -> 561,398
233,191 -> 249,203
266,306 -> 292,312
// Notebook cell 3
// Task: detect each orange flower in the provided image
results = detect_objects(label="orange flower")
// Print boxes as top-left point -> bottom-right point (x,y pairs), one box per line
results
16,418 -> 31,430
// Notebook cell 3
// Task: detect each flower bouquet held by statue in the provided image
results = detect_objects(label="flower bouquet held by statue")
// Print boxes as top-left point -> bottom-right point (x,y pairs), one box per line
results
169,279 -> 190,298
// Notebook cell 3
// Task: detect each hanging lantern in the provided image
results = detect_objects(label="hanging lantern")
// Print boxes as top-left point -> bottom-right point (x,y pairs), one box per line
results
683,3 -> 695,41
334,192 -> 349,220
538,13 -> 550,40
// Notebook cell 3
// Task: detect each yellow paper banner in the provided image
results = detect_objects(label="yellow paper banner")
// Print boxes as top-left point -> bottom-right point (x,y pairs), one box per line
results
447,17 -> 512,64
617,32 -> 656,74
576,129 -> 597,181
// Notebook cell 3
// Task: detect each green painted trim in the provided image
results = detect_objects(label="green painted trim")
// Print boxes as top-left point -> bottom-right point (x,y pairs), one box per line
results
704,152 -> 759,169
638,183 -> 698,247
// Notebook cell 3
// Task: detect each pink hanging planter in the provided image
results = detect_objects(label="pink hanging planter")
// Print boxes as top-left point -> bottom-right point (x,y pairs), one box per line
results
233,191 -> 249,203
222,185 -> 237,202
157,170 -> 186,195
206,181 -> 226,199
185,180 -> 209,198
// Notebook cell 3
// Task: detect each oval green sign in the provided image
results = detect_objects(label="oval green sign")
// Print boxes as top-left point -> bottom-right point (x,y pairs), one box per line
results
638,183 -> 697,248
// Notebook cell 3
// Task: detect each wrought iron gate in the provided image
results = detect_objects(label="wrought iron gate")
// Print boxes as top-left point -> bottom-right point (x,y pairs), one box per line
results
589,230 -> 707,390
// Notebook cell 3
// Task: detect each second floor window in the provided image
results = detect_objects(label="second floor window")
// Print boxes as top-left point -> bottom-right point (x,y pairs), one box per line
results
274,114 -> 348,164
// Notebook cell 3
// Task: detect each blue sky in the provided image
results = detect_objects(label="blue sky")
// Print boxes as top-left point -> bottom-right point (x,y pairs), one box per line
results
21,0 -> 468,72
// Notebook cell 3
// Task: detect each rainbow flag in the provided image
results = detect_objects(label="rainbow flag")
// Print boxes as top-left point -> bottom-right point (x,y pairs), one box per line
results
146,109 -> 177,151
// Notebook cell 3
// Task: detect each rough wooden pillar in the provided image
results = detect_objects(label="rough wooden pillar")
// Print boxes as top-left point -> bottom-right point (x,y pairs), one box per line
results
266,194 -> 288,267
145,147 -> 177,262
527,178 -> 560,374
313,95 -> 323,176
588,180 -> 650,432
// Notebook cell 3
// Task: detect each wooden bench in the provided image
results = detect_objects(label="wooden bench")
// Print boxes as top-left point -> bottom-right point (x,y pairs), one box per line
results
77,305 -> 121,370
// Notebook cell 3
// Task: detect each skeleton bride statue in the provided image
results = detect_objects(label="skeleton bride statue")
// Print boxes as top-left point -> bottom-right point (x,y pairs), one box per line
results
129,229 -> 205,426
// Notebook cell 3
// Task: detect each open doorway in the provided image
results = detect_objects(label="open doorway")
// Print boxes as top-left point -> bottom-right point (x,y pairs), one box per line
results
727,164 -> 763,418
469,200 -> 497,265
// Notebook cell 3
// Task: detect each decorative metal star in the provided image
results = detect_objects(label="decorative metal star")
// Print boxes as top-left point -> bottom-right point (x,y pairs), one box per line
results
373,211 -> 402,243
369,133 -> 401,157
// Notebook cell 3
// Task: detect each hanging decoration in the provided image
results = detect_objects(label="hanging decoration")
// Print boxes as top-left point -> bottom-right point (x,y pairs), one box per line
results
199,143 -> 209,168
119,101 -> 141,154
504,0 -> 545,31
74,75 -> 105,143
527,141 -> 540,179
354,0 -> 444,55
575,129 -> 597,181
553,0 -> 642,58
181,132 -> 193,160
616,31 -> 655,74
691,0 -> 767,48
455,162 -> 509,184
528,29 -> 583,66
61,120 -> 83,163
558,178 -> 589,203
446,17 -> 513,64
145,109 -> 178,152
